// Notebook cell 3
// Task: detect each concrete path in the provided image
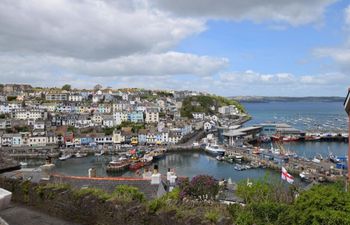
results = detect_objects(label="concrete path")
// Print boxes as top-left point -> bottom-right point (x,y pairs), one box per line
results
0,203 -> 81,225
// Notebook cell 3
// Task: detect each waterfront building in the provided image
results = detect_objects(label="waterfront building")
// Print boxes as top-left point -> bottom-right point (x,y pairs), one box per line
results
12,134 -> 22,147
80,136 -> 94,146
28,136 -> 47,147
112,130 -> 124,144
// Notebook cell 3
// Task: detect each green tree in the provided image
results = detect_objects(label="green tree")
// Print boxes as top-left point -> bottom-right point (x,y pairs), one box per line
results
62,84 -> 71,91
278,184 -> 350,225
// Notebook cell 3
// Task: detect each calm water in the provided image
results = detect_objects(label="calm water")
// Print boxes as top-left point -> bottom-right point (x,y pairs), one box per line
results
246,101 -> 348,158
244,101 -> 347,132
53,152 -> 285,183
51,101 -> 348,182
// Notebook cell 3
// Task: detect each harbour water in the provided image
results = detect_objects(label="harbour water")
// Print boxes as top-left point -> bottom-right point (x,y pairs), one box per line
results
246,101 -> 348,158
53,152 -> 285,183
244,101 -> 347,132
49,101 -> 348,182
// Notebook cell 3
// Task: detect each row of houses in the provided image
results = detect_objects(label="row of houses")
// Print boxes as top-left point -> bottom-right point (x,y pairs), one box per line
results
0,126 -> 192,147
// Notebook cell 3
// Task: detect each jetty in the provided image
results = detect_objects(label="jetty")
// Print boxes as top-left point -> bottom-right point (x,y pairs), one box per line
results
223,145 -> 345,182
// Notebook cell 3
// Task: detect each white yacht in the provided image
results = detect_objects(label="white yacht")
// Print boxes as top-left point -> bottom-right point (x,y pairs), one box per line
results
205,144 -> 225,156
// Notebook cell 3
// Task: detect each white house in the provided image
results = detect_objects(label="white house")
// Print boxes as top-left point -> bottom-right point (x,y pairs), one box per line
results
204,121 -> 212,132
13,109 -> 45,120
68,94 -> 83,102
192,112 -> 205,120
102,115 -> 115,128
28,136 -> 47,147
145,108 -> 159,123
114,112 -> 128,125
92,114 -> 103,125
33,120 -> 45,130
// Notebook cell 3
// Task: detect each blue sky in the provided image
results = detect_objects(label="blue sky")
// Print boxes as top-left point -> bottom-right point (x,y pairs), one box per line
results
0,0 -> 349,96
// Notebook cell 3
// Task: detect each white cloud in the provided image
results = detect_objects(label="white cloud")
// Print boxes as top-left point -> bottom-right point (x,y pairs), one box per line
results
0,0 -> 205,60
346,5 -> 350,25
151,0 -> 337,26
0,52 -> 228,78
213,70 -> 349,96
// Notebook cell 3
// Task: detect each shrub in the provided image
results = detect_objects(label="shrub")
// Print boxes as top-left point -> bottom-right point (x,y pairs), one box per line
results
112,185 -> 145,203
74,188 -> 111,201
205,210 -> 220,223
180,175 -> 219,200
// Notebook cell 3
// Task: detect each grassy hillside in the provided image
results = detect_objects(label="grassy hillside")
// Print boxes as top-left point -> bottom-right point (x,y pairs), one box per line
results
181,95 -> 246,118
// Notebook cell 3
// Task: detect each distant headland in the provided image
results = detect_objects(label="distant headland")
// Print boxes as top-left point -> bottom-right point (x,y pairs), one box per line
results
230,96 -> 344,103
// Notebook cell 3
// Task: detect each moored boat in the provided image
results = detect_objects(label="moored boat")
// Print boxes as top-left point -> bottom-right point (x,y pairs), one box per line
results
106,159 -> 130,173
129,161 -> 144,171
282,136 -> 300,142
59,154 -> 72,161
205,144 -> 225,156
216,155 -> 224,161
152,149 -> 166,160
75,152 -> 87,158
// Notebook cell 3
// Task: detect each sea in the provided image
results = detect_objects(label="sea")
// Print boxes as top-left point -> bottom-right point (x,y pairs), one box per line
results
51,101 -> 348,183
244,101 -> 348,158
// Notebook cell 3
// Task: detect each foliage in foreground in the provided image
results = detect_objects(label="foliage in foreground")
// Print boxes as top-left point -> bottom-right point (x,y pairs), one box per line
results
13,175 -> 350,225
232,177 -> 350,225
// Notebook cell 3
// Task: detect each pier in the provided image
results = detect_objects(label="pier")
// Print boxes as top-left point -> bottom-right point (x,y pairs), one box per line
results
223,145 -> 345,182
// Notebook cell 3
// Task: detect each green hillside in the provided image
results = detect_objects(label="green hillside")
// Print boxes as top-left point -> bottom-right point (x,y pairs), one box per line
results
180,95 -> 246,118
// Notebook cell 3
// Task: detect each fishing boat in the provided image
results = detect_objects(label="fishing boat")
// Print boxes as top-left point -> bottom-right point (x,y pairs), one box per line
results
252,147 -> 261,154
75,152 -> 87,158
19,161 -> 28,167
329,153 -> 340,163
282,136 -> 300,142
312,157 -> 321,163
216,155 -> 224,161
271,135 -> 282,141
141,155 -> 153,165
95,150 -> 105,156
152,149 -> 166,160
59,154 -> 72,161
299,171 -> 312,181
234,164 -> 243,171
305,134 -> 321,141
205,144 -> 225,156
235,155 -> 243,162
129,161 -> 144,171
106,159 -> 130,173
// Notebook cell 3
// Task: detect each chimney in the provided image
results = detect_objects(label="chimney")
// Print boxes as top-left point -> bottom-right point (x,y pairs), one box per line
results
151,164 -> 161,184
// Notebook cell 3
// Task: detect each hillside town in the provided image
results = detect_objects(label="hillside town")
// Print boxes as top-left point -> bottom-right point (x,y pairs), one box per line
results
0,84 -> 245,153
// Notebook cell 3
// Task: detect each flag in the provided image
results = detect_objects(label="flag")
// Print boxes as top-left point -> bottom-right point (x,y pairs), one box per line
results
281,167 -> 294,184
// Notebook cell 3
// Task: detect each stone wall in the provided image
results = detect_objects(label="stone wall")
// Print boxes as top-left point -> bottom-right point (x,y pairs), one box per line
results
0,177 -> 216,225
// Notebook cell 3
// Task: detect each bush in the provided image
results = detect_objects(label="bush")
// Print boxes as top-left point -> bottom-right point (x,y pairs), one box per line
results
277,184 -> 350,225
180,175 -> 219,200
112,185 -> 145,203
74,188 -> 111,201
205,210 -> 220,223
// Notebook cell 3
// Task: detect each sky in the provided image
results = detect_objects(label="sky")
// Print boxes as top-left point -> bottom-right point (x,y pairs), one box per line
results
0,0 -> 350,96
